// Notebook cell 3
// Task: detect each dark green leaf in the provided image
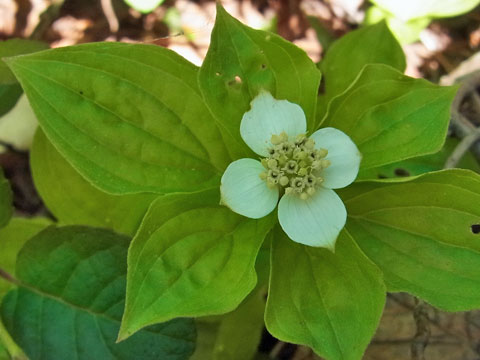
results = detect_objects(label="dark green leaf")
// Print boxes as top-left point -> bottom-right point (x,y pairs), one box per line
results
0,217 -> 50,300
120,188 -> 275,340
0,83 -> 22,117
7,42 -> 230,194
0,169 -> 12,229
317,22 -> 405,125
1,226 -> 196,360
0,39 -> 48,85
265,227 -> 385,360
340,169 -> 480,311
198,4 -> 320,158
31,130 -> 157,235
321,64 -> 457,169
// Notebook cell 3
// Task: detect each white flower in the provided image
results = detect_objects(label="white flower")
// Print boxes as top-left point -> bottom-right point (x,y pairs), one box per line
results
220,91 -> 361,250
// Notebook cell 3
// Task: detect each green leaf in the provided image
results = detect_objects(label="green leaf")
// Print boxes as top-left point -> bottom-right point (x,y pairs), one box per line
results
124,0 -> 164,13
6,42 -> 230,195
317,22 -> 405,124
371,0 -> 480,21
31,130 -> 157,235
357,137 -> 480,180
0,39 -> 48,85
120,188 -> 275,340
339,169 -> 480,311
321,63 -> 457,169
0,169 -> 12,229
192,286 -> 266,360
0,83 -> 22,117
265,227 -> 385,360
198,4 -> 320,158
0,226 -> 196,360
0,217 -> 50,300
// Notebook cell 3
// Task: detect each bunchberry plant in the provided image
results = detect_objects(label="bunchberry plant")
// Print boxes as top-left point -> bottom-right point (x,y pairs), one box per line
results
1,4 -> 480,360
221,91 -> 361,249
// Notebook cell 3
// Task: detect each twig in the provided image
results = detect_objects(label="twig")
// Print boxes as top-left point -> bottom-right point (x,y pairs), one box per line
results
445,127 -> 480,168
101,0 -> 119,34
411,298 -> 431,360
269,341 -> 286,359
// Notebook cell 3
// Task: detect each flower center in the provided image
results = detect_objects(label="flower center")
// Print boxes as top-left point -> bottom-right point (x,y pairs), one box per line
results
259,131 -> 330,200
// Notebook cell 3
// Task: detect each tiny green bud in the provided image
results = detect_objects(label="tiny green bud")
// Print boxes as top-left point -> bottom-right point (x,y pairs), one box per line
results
317,148 -> 328,158
305,138 -> 315,149
305,174 -> 316,186
279,176 -> 290,186
261,158 -> 269,169
307,187 -> 316,196
271,134 -> 283,145
295,134 -> 306,144
280,131 -> 289,142
284,160 -> 298,174
298,167 -> 308,176
320,159 -> 331,168
293,149 -> 307,160
285,187 -> 293,195
259,171 -> 268,180
300,193 -> 309,200
267,159 -> 278,169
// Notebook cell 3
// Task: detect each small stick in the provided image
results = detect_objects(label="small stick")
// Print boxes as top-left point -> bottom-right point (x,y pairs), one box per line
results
411,298 -> 431,360
445,127 -> 480,168
101,0 -> 119,33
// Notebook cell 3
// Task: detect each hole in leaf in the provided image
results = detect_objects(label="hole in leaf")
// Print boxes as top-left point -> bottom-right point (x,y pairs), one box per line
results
215,72 -> 221,76
228,76 -> 242,86
79,90 -> 84,95
377,174 -> 388,179
394,168 -> 410,177
472,224 -> 480,234
261,64 -> 267,69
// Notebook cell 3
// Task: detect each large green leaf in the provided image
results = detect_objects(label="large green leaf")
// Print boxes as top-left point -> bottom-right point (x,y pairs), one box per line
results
0,170 -> 12,229
1,226 -> 196,360
317,22 -> 405,125
321,64 -> 457,169
198,4 -> 320,158
31,130 -> 157,235
0,39 -> 48,85
357,137 -> 480,180
192,286 -> 266,360
265,227 -> 385,360
339,169 -> 480,311
6,42 -> 230,195
0,217 -> 50,300
371,0 -> 480,21
119,188 -> 275,340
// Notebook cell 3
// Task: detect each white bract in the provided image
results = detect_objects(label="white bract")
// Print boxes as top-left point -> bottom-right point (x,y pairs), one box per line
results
220,91 -> 361,250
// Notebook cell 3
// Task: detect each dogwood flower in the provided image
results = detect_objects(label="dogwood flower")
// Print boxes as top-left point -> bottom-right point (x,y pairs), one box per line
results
220,91 -> 361,250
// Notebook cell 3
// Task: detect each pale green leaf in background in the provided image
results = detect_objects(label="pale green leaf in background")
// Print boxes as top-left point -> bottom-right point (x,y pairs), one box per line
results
0,39 -> 48,85
124,0 -> 164,13
31,130 -> 157,236
371,0 -> 480,22
1,226 -> 196,360
265,227 -> 385,360
317,21 -> 405,124
321,64 -> 457,169
120,188 -> 275,340
339,169 -> 480,311
6,42 -> 230,195
199,4 -> 320,158
364,6 -> 431,44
